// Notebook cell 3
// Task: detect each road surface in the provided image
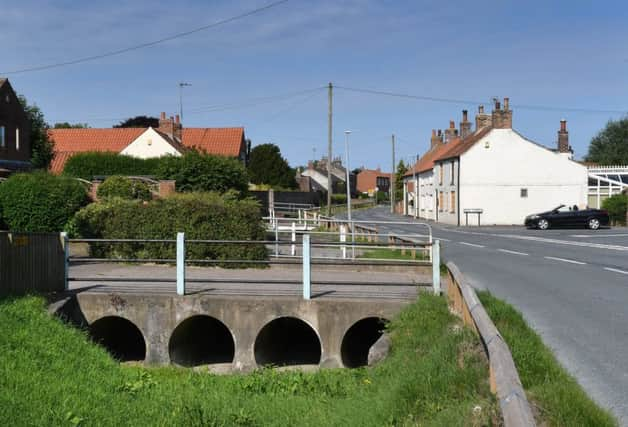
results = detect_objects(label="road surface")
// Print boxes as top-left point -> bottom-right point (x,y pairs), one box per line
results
349,206 -> 628,424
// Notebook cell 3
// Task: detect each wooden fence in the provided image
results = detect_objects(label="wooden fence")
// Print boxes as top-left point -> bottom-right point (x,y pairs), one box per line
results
0,232 -> 66,296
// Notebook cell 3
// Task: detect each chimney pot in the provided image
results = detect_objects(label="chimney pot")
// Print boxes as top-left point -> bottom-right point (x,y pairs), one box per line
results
432,129 -> 436,136
175,114 -> 180,124
437,129 -> 442,136
503,97 -> 510,110
560,119 -> 567,132
462,110 -> 468,121
495,100 -> 501,110
449,120 -> 455,129
160,112 -> 166,120
478,105 -> 484,114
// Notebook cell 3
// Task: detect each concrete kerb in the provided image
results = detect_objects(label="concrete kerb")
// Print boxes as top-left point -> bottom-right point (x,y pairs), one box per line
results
446,261 -> 536,427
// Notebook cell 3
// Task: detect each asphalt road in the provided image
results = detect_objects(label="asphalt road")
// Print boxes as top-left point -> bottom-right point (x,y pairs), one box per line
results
348,206 -> 628,424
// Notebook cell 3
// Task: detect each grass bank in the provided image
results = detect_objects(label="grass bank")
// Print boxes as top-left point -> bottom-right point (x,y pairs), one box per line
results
0,295 -> 497,426
478,291 -> 617,426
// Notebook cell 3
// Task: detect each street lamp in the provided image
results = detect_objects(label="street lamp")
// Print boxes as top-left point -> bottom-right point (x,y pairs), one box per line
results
344,130 -> 352,222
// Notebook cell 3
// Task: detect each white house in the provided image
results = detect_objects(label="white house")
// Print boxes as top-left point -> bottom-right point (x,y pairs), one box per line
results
120,127 -> 181,159
404,98 -> 589,225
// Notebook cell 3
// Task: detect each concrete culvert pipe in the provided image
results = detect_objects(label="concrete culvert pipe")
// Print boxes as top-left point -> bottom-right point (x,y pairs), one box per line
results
341,317 -> 388,368
168,315 -> 235,367
89,316 -> 146,362
254,317 -> 321,367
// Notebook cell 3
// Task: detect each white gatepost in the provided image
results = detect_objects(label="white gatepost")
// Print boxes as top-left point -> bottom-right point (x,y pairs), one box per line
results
432,239 -> 441,295
176,232 -> 186,296
60,232 -> 69,291
340,224 -> 347,259
302,234 -> 311,300
291,222 -> 297,256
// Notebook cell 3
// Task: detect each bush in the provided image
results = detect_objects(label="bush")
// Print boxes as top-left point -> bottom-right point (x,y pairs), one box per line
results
602,194 -> 628,225
72,193 -> 267,263
63,152 -> 161,180
331,194 -> 347,205
155,151 -> 248,194
0,172 -> 89,232
97,176 -> 152,201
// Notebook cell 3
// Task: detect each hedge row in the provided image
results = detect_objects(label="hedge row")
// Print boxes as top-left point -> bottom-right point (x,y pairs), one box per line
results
70,193 -> 267,263
97,176 -> 152,201
0,172 -> 89,232
63,153 -> 161,180
602,194 -> 627,225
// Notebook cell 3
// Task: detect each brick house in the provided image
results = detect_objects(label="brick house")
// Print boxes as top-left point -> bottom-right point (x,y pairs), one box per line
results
0,78 -> 31,177
356,168 -> 392,195
48,112 -> 247,174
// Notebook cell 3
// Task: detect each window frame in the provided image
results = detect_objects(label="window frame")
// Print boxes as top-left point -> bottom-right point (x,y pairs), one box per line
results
520,188 -> 528,198
0,126 -> 5,148
15,127 -> 19,151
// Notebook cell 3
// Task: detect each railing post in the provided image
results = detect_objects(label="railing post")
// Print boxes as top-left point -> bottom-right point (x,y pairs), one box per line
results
340,224 -> 347,259
302,234 -> 311,300
61,232 -> 69,291
176,232 -> 186,296
274,219 -> 279,256
291,222 -> 296,256
432,239 -> 441,295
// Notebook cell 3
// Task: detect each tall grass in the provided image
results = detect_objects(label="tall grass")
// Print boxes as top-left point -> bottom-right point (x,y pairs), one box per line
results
0,295 -> 497,426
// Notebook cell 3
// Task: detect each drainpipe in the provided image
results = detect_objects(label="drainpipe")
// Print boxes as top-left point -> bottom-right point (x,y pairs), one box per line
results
457,159 -> 461,227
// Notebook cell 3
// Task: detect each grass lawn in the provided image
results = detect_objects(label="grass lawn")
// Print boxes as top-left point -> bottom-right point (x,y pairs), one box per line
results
359,248 -> 426,261
0,294 -> 498,427
478,291 -> 617,427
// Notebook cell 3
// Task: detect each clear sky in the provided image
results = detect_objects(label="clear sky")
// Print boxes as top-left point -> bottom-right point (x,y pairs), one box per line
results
2,0 -> 627,170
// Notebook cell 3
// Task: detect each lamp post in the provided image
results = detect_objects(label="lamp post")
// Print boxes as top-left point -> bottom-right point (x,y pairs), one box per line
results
178,82 -> 192,121
344,130 -> 352,223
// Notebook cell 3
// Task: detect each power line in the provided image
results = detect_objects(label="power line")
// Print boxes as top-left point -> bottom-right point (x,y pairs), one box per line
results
1,0 -> 291,75
335,85 -> 628,115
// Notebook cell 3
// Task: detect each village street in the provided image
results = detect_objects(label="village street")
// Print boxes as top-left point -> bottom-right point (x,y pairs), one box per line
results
350,206 -> 628,423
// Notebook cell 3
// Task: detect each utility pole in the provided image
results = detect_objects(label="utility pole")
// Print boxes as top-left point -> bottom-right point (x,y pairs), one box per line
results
327,82 -> 333,214
178,82 -> 192,121
391,134 -> 395,214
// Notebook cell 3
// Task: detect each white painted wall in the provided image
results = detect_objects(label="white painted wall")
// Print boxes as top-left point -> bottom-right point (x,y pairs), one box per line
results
458,129 -> 587,225
120,128 -> 182,159
418,170 -> 435,220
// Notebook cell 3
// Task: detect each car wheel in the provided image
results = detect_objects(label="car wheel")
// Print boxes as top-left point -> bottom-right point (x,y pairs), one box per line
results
588,218 -> 600,230
537,219 -> 549,230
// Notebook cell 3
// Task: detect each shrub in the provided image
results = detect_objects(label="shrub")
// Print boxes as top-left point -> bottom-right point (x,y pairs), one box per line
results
0,172 -> 89,232
63,152 -> 161,180
72,192 -> 266,263
155,151 -> 248,194
331,194 -> 347,205
602,194 -> 628,225
97,176 -> 152,201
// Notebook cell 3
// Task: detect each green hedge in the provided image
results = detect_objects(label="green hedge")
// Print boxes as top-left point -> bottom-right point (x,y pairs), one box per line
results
97,176 -> 152,201
71,193 -> 267,263
63,152 -> 161,180
0,172 -> 89,232
602,194 -> 627,225
155,151 -> 249,194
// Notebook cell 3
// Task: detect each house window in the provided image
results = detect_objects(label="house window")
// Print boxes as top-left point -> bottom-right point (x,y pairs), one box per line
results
450,161 -> 455,185
438,192 -> 444,212
0,126 -> 5,148
15,128 -> 19,151
520,188 -> 528,198
439,165 -> 443,185
450,191 -> 456,213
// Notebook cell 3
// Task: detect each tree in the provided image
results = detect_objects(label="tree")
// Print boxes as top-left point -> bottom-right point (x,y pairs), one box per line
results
113,116 -> 159,128
585,117 -> 628,165
394,160 -> 408,202
53,122 -> 89,129
18,95 -> 54,169
247,143 -> 297,189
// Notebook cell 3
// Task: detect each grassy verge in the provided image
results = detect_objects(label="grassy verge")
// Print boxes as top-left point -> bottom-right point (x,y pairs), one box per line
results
0,295 -> 497,426
478,291 -> 617,427
359,248 -> 426,261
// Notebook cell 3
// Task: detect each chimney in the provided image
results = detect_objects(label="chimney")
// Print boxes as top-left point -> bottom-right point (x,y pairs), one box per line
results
173,114 -> 182,141
160,112 -> 166,120
437,129 -> 443,143
430,129 -> 439,148
475,105 -> 492,130
444,120 -> 457,143
491,97 -> 512,129
158,113 -> 174,139
460,109 -> 472,138
307,160 -> 314,169
557,119 -> 571,155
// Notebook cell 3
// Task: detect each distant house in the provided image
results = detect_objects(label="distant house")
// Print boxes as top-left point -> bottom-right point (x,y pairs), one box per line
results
0,78 -> 31,177
356,168 -> 392,195
404,99 -> 589,225
48,112 -> 247,174
297,157 -> 356,196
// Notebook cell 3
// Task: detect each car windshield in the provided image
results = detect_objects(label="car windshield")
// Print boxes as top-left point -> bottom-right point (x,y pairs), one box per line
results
555,205 -> 571,213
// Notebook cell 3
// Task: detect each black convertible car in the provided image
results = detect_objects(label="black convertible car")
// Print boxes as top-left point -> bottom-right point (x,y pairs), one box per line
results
524,205 -> 610,230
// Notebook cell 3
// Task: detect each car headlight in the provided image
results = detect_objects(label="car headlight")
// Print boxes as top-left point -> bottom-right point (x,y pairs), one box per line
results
529,215 -> 540,219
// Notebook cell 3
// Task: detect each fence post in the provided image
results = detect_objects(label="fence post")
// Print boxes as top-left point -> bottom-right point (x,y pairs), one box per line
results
291,222 -> 296,256
432,239 -> 441,295
274,219 -> 279,256
302,234 -> 311,300
340,224 -> 347,259
61,232 -> 69,291
176,232 -> 186,296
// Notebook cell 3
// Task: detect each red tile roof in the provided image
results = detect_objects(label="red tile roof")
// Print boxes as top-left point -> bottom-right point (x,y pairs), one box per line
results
48,128 -> 145,153
404,138 -> 462,177
433,127 -> 492,162
181,128 -> 244,157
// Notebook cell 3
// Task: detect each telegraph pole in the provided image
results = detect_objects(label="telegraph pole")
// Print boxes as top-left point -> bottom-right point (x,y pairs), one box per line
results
391,134 -> 395,214
327,82 -> 333,213
178,82 -> 192,121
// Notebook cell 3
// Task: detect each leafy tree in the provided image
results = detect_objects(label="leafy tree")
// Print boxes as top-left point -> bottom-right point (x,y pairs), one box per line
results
53,122 -> 89,129
113,116 -> 159,128
585,117 -> 628,164
247,143 -> 297,189
18,95 -> 54,169
394,160 -> 408,202
602,194 -> 627,225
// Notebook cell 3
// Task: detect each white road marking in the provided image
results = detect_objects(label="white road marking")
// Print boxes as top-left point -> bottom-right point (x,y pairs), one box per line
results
571,234 -> 628,238
544,256 -> 587,265
433,237 -> 451,242
603,267 -> 628,275
459,242 -> 485,248
497,249 -> 529,256
497,234 -> 628,252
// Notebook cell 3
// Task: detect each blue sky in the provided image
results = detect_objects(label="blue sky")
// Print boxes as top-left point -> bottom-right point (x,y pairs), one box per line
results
2,0 -> 627,170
